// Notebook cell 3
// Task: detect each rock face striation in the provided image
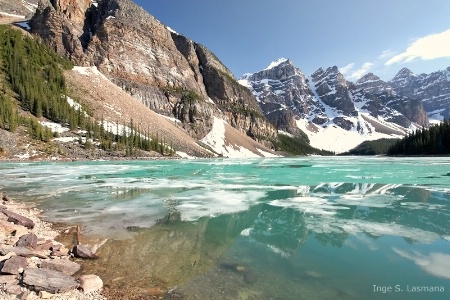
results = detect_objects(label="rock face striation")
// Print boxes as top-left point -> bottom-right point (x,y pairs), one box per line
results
30,0 -> 277,145
240,58 -> 446,151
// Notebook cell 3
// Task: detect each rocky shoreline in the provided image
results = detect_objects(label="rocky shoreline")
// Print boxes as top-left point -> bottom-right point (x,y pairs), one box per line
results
0,193 -> 106,300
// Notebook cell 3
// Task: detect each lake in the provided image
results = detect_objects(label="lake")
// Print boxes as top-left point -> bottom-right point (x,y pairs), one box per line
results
1,157 -> 449,299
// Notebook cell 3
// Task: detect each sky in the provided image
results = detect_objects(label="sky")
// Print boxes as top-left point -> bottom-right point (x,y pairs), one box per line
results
134,0 -> 450,81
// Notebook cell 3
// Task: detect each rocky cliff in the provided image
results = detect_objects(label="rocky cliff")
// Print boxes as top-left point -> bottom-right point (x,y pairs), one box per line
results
30,0 -> 277,145
390,67 -> 450,121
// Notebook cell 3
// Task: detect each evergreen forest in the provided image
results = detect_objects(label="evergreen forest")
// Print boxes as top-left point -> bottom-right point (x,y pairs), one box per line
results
0,25 -> 174,156
387,120 -> 450,155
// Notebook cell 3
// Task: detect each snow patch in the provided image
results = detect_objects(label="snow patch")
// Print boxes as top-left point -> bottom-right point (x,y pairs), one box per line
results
22,0 -> 37,12
166,26 -> 178,34
265,58 -> 288,70
257,148 -> 281,158
200,117 -> 264,158
278,130 -> 293,137
53,137 -> 80,143
200,117 -> 226,155
296,119 -> 401,153
428,109 -> 446,124
72,66 -> 110,82
0,12 -> 26,18
40,121 -> 69,134
176,151 -> 196,159
238,79 -> 252,90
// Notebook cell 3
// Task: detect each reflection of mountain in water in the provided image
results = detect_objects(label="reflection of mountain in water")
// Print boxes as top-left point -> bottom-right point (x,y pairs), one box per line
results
81,182 -> 449,297
240,183 -> 449,255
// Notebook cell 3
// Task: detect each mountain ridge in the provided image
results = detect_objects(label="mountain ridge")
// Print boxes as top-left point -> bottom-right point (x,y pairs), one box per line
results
241,58 -> 448,152
29,0 -> 278,148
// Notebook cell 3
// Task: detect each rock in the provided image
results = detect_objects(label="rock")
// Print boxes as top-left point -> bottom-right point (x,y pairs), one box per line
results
0,246 -> 48,259
5,283 -> 22,295
0,251 -> 16,262
0,208 -> 35,229
30,0 -> 277,146
38,291 -> 54,299
1,256 -> 28,274
40,259 -> 81,275
23,268 -> 78,293
79,274 -> 103,294
0,274 -> 18,285
15,233 -> 38,249
0,219 -> 29,237
73,244 -> 97,259
236,265 -> 246,272
35,240 -> 54,251
146,287 -> 163,296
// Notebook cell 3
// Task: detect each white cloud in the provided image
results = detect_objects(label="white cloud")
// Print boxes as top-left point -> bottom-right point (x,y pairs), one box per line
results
393,248 -> 450,279
378,49 -> 395,59
339,62 -> 374,80
385,29 -> 450,65
347,62 -> 374,80
339,63 -> 354,75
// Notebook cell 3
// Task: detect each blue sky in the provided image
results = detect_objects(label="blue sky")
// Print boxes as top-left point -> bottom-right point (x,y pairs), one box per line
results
134,0 -> 450,81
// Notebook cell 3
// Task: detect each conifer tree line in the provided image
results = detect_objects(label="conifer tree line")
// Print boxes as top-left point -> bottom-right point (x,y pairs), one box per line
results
0,25 -> 174,156
387,120 -> 450,155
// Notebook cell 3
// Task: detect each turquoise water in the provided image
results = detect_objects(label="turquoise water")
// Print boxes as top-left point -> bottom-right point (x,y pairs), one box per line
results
0,157 -> 449,299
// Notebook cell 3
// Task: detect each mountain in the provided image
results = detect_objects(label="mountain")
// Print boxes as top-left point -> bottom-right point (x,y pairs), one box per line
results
29,0 -> 278,157
0,0 -> 38,19
240,59 -> 445,153
389,67 -> 450,122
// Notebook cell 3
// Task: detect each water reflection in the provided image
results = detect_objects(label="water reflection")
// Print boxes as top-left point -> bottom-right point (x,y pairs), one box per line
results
393,248 -> 450,279
79,183 -> 450,299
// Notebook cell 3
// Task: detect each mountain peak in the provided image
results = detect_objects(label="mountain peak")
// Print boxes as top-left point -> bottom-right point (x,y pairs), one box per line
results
265,58 -> 290,70
356,72 -> 381,84
393,67 -> 415,80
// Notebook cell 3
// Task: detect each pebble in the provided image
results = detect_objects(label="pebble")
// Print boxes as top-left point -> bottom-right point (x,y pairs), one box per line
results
0,197 -> 106,300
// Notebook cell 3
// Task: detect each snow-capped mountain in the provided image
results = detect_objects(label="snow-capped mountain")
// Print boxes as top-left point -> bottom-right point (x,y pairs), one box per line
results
389,67 -> 450,122
240,59 -> 436,153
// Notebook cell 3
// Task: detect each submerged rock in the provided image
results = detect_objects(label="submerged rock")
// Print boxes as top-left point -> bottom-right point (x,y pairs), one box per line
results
79,274 -> 103,294
73,244 -> 97,259
244,271 -> 258,284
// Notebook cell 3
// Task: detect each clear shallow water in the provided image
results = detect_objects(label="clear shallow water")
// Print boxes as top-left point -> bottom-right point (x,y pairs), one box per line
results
1,157 -> 450,299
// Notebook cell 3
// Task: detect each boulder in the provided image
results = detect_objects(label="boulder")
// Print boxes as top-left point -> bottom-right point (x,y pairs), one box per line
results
1,256 -> 28,274
40,259 -> 81,275
35,240 -> 54,251
79,274 -> 103,294
0,219 -> 29,237
39,291 -> 54,299
23,268 -> 78,293
0,246 -> 48,259
5,283 -> 22,295
2,194 -> 11,203
0,208 -> 35,229
73,244 -> 97,259
15,233 -> 38,249
0,274 -> 18,285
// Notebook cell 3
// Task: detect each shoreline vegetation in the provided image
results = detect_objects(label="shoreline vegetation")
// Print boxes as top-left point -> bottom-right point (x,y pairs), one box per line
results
0,193 -> 106,299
